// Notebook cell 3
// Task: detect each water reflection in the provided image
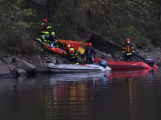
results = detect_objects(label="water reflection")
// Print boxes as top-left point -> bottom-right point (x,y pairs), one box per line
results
125,78 -> 135,120
47,69 -> 158,120
0,68 -> 160,120
47,71 -> 112,119
108,69 -> 158,80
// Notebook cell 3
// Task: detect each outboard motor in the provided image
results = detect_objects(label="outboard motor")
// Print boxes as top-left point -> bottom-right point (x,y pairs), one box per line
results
98,60 -> 107,68
144,58 -> 155,67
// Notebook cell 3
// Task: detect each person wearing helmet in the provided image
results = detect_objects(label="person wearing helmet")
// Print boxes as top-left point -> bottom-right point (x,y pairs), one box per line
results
66,44 -> 79,64
48,32 -> 58,47
40,19 -> 52,35
122,38 -> 134,61
83,43 -> 95,64
36,32 -> 50,52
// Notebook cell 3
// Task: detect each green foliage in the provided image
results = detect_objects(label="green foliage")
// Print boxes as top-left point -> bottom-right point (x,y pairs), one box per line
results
0,0 -> 39,54
51,0 -> 76,39
0,0 -> 160,55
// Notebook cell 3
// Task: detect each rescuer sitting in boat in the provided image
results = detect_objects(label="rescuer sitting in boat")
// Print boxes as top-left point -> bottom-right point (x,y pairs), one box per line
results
66,44 -> 79,64
83,43 -> 95,64
122,38 -> 134,61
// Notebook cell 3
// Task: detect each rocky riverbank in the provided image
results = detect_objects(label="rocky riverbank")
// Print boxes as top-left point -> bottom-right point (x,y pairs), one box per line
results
0,46 -> 160,79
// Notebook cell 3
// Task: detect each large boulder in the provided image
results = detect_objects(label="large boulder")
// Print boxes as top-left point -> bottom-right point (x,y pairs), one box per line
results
5,57 -> 13,64
1,56 -> 13,64
30,54 -> 46,73
15,59 -> 36,74
17,69 -> 27,76
0,60 -> 12,78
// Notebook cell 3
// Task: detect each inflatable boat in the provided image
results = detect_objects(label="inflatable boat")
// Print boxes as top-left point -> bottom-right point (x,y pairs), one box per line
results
93,58 -> 159,70
47,63 -> 111,73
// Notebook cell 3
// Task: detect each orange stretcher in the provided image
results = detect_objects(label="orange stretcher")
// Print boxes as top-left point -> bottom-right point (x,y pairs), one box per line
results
43,46 -> 67,57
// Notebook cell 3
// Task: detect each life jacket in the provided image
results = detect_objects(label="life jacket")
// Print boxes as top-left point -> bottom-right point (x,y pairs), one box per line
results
125,44 -> 132,53
123,44 -> 134,55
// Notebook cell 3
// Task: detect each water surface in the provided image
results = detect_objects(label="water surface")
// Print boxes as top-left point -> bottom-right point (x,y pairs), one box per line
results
0,68 -> 161,120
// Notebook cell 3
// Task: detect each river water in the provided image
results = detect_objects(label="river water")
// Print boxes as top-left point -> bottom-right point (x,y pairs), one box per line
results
0,68 -> 161,120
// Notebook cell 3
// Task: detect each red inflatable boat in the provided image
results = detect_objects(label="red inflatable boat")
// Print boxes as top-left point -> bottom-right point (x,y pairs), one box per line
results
93,58 -> 159,70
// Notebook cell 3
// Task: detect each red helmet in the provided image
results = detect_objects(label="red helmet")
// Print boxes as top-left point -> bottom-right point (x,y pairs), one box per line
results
88,43 -> 92,47
126,38 -> 130,42
43,19 -> 48,23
